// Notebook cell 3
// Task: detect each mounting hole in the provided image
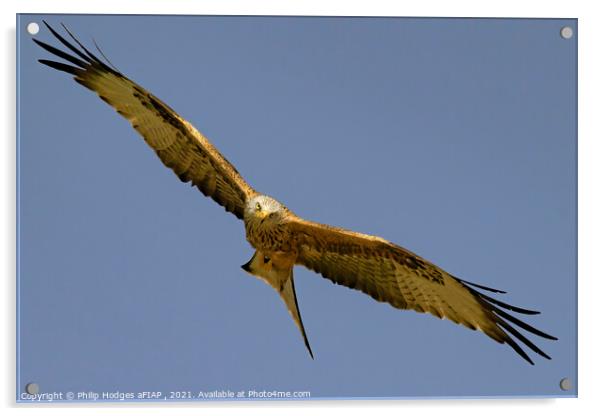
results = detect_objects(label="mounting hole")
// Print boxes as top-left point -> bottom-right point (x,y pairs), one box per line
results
560,26 -> 573,40
27,22 -> 40,35
25,383 -> 39,395
559,377 -> 572,391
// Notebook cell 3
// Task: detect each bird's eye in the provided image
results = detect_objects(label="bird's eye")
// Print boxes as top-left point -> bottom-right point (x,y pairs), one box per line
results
255,202 -> 261,211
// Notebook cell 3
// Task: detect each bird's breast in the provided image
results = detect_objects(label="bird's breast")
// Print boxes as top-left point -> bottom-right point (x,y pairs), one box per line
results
244,218 -> 294,253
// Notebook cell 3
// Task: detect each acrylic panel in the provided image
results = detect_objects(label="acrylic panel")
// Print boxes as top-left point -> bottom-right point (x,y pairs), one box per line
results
17,14 -> 577,402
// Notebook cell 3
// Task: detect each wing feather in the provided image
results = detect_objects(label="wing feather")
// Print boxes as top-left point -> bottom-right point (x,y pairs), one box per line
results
289,217 -> 557,364
35,21 -> 256,219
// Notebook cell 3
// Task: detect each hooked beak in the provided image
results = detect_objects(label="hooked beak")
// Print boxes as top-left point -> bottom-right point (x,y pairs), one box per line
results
241,252 -> 258,273
241,260 -> 252,273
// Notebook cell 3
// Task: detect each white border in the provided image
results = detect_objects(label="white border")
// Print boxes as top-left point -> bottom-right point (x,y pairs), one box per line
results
3,1 -> 600,415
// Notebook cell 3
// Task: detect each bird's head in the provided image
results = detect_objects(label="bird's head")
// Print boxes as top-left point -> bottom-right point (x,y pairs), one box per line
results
245,195 -> 286,224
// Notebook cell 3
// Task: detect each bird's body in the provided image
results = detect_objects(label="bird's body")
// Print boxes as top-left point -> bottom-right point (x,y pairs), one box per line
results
34,21 -> 557,364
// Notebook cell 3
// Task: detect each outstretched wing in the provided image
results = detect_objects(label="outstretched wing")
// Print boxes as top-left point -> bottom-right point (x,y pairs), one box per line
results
289,217 -> 557,364
34,22 -> 256,219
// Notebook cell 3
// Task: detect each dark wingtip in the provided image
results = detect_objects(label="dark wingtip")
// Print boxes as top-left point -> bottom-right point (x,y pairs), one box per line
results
498,318 -> 553,361
41,20 -> 118,76
38,59 -> 81,76
457,278 -> 507,294
462,284 -> 541,316
92,37 -> 119,72
33,37 -> 89,69
60,22 -> 106,66
455,276 -> 557,364
38,20 -> 96,68
507,336 -> 535,365
489,303 -> 558,341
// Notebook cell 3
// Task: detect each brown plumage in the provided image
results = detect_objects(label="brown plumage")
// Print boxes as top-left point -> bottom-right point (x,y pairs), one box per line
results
35,21 -> 557,365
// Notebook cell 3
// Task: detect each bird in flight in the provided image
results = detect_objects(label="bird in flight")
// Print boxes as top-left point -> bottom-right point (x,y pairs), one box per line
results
34,21 -> 557,364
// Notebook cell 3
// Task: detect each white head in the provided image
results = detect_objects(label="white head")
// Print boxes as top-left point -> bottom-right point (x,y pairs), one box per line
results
245,195 -> 286,223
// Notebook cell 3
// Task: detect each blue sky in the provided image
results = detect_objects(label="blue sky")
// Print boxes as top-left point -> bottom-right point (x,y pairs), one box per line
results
17,15 -> 576,400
